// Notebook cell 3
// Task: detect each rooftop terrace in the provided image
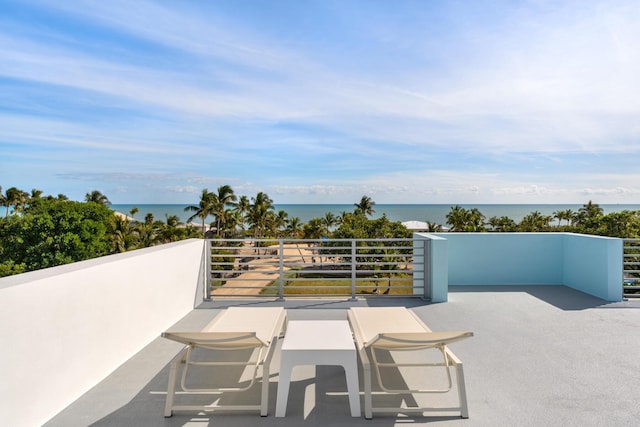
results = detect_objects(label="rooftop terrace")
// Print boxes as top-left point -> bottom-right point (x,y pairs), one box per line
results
2,235 -> 636,426
43,287 -> 640,427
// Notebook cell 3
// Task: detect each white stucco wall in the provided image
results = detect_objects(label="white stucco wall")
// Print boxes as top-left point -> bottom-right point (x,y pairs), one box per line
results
0,239 -> 205,427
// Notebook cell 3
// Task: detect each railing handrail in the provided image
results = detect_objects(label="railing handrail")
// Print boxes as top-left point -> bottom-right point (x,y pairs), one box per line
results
205,237 -> 428,300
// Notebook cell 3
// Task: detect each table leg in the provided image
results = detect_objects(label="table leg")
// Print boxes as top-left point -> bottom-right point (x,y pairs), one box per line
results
343,357 -> 361,417
275,356 -> 292,417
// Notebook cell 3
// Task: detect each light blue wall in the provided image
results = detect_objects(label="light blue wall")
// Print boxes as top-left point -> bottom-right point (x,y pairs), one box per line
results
437,233 -> 565,285
420,232 -> 622,302
414,233 -> 448,302
563,234 -> 622,301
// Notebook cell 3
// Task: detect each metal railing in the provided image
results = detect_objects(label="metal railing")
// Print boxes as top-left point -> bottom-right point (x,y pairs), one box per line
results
205,238 -> 429,300
623,238 -> 640,298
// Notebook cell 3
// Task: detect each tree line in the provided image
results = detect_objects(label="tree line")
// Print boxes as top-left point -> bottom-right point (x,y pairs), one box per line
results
182,186 -> 382,240
2,183 -> 639,277
443,201 -> 640,237
0,186 -> 392,277
0,186 -> 201,276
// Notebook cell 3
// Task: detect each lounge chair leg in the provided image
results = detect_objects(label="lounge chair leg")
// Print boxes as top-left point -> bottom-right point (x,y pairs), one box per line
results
164,348 -> 187,417
260,363 -> 269,417
164,360 -> 179,417
363,361 -> 373,419
455,362 -> 469,418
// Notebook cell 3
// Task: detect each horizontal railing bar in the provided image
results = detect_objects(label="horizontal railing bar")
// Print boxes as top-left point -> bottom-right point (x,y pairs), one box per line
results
206,237 -> 426,299
286,276 -> 413,280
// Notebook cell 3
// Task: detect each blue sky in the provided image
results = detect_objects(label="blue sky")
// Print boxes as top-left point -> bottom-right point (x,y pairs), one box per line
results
1,0 -> 639,204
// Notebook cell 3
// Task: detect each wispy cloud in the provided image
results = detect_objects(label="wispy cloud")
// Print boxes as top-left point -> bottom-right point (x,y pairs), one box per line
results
1,0 -> 639,203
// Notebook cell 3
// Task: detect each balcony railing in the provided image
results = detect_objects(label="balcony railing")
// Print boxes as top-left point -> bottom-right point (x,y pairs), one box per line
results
623,238 -> 640,298
205,238 -> 428,299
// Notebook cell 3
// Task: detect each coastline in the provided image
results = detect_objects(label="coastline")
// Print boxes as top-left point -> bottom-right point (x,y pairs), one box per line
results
111,203 -> 640,227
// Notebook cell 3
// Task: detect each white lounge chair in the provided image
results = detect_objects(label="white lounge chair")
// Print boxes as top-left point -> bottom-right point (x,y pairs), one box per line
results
161,307 -> 286,417
348,307 -> 473,419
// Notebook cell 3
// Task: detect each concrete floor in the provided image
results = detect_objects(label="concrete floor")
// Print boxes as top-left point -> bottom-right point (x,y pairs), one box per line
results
44,286 -> 640,427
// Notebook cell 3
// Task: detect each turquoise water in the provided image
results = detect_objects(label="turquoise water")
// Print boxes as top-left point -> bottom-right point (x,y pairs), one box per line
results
111,203 -> 640,226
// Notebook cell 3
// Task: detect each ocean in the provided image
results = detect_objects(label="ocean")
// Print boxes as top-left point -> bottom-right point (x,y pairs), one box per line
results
110,203 -> 640,227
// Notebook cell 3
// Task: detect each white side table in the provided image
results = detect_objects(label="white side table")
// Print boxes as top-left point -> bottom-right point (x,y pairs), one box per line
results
275,320 -> 361,417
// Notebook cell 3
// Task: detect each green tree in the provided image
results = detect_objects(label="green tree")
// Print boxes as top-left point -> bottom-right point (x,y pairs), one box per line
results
0,260 -> 26,277
519,211 -> 551,232
553,209 -> 574,227
488,216 -> 517,232
185,189 -> 216,237
426,221 -> 444,232
235,195 -> 251,232
334,214 -> 411,240
112,215 -> 138,253
575,201 -> 604,232
211,185 -> 237,237
303,217 -> 327,239
286,217 -> 304,238
0,198 -> 113,272
129,206 -> 139,220
85,190 -> 111,206
248,192 -> 275,238
0,186 -> 6,216
332,214 -> 413,288
2,186 -> 29,216
323,212 -> 339,234
354,195 -> 376,217
446,205 -> 467,232
273,210 -> 289,237
446,206 -> 486,232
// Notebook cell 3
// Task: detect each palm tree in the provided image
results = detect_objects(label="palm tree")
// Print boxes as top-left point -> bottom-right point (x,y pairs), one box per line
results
184,189 -> 216,237
446,205 -> 467,232
354,195 -> 375,217
2,187 -> 28,216
159,215 -> 185,243
519,211 -> 551,232
425,221 -> 443,232
85,190 -> 111,206
466,208 -> 486,231
322,212 -> 338,233
211,185 -> 237,237
129,207 -> 139,220
235,195 -> 251,231
286,217 -> 304,238
274,210 -> 289,237
553,209 -> 574,227
30,189 -> 43,199
248,192 -> 274,238
0,186 -> 6,216
112,215 -> 137,253
222,209 -> 243,238
489,216 -> 517,232
575,201 -> 604,231
303,217 -> 327,239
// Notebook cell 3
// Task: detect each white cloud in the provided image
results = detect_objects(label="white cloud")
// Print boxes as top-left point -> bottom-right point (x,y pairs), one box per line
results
3,1 -> 640,204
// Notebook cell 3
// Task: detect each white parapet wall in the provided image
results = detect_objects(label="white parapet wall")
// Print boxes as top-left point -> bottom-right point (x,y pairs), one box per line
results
0,239 -> 206,427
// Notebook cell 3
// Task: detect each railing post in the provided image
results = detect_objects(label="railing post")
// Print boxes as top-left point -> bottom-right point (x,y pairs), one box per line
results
278,239 -> 285,301
204,239 -> 211,300
350,239 -> 357,300
424,238 -> 431,300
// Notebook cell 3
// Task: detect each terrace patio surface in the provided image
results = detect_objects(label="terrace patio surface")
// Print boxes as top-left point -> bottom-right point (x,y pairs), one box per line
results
44,286 -> 640,427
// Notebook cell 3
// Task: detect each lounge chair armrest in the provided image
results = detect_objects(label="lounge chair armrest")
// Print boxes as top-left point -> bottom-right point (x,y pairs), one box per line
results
161,331 -> 266,348
369,331 -> 473,349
